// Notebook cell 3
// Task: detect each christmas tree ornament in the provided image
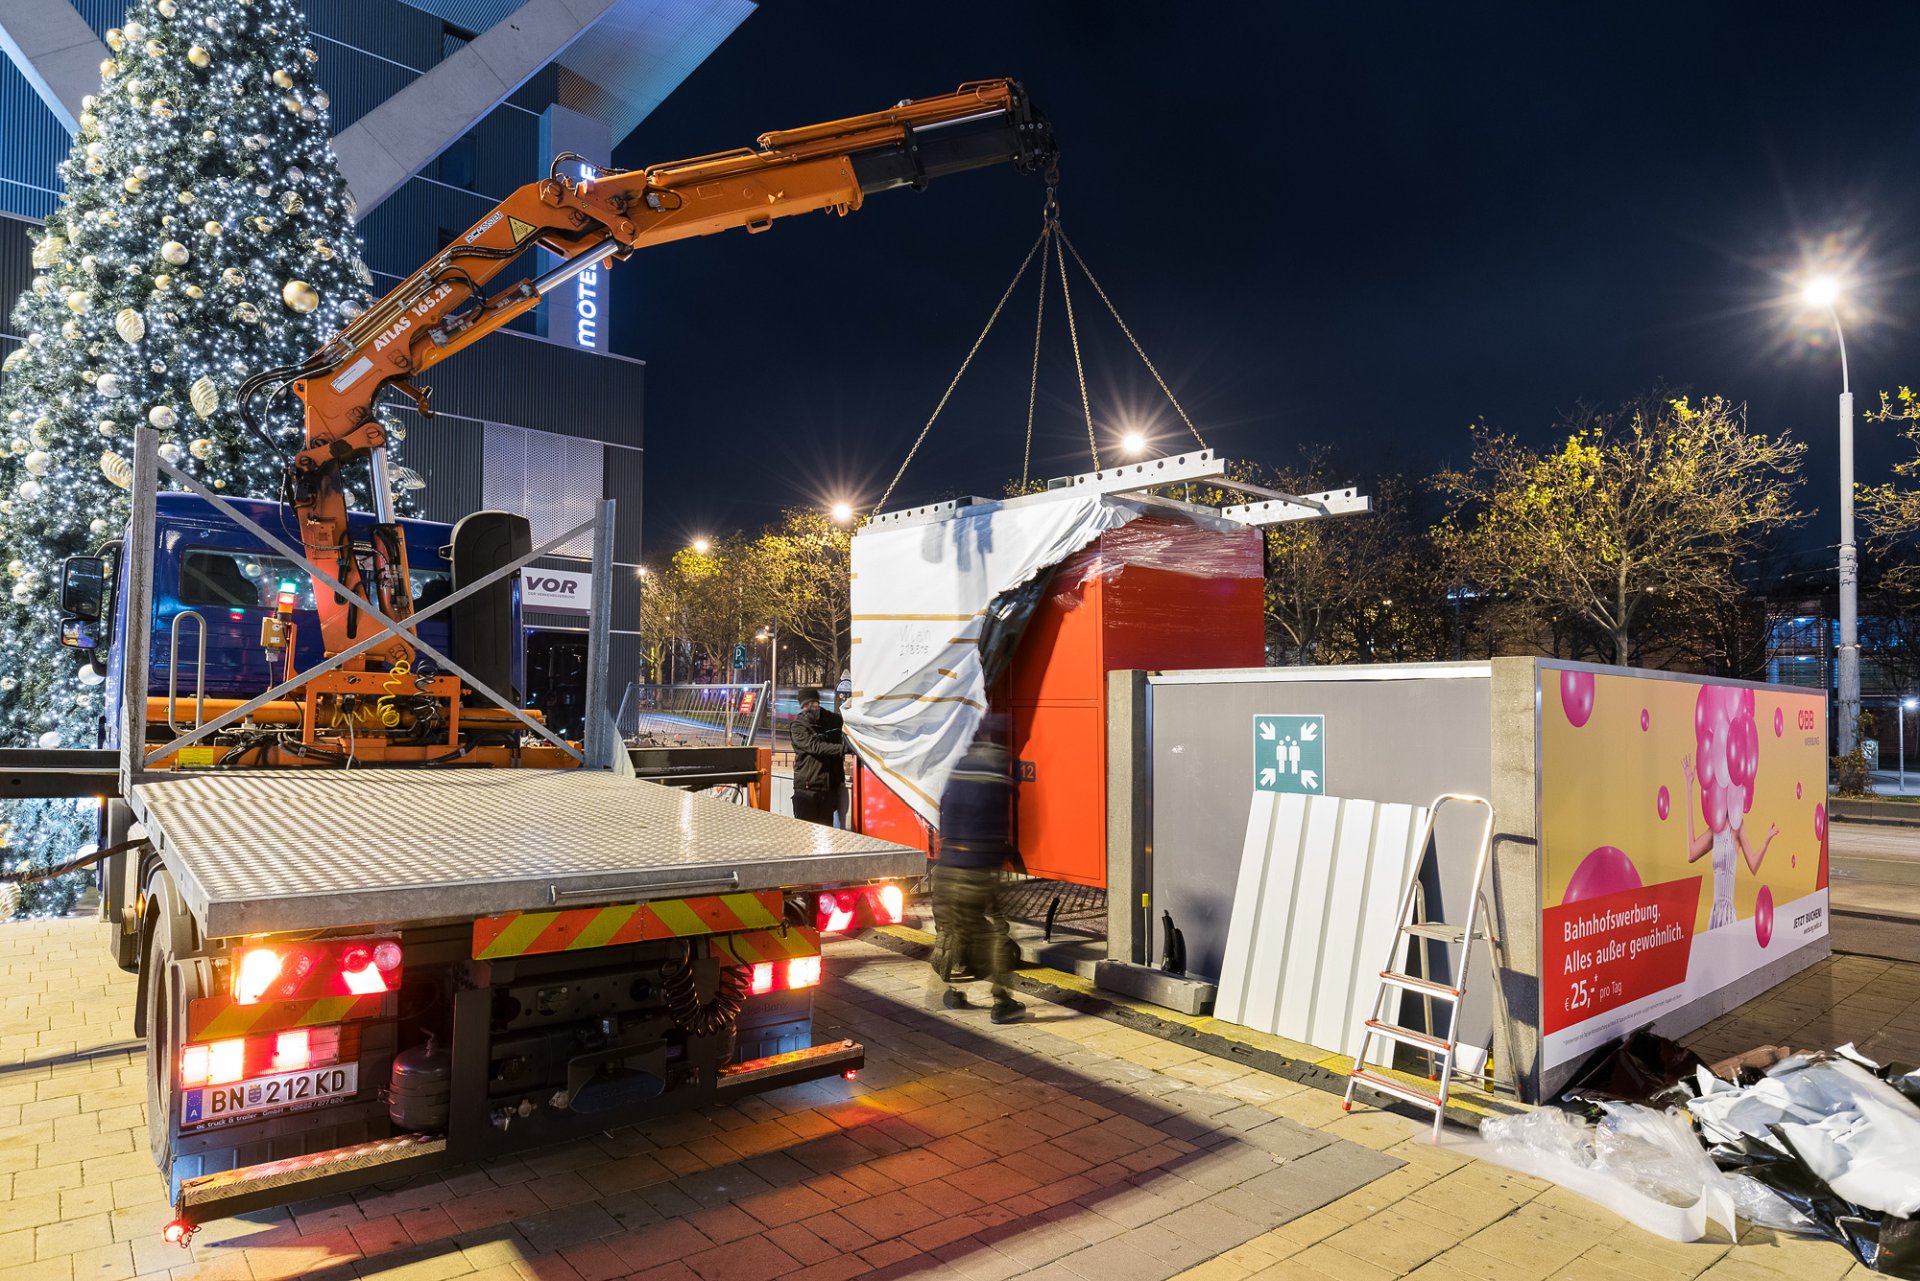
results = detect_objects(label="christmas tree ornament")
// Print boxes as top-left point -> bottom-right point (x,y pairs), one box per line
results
79,255 -> 96,273
188,46 -> 210,68
189,437 -> 214,459
88,519 -> 108,535
114,308 -> 145,343
151,274 -> 171,291
100,59 -> 120,78
145,39 -> 165,58
85,157 -> 107,176
312,238 -> 333,259
29,418 -> 49,446
82,141 -> 104,159
281,95 -> 302,115
61,320 -> 82,341
176,190 -> 194,205
272,69 -> 294,89
97,421 -> 117,437
189,377 -> 218,418
201,129 -> 216,142
4,561 -> 17,577
23,451 -> 50,477
95,373 -> 120,396
303,47 -> 318,63
214,478 -> 226,488
29,236 -> 63,268
314,91 -> 330,110
74,693 -> 92,710
123,20 -> 145,41
253,183 -> 270,197
221,268 -> 245,287
251,215 -> 275,232
17,480 -> 42,501
65,292 -> 91,314
105,28 -> 125,50
78,111 -> 97,131
6,439 -> 22,453
232,301 -> 260,323
160,240 -> 188,264
280,191 -> 302,214
158,0 -> 177,17
182,284 -> 203,299
301,107 -> 317,122
99,452 -> 132,489
148,405 -> 178,430
286,165 -> 305,182
158,443 -> 182,464
281,280 -> 319,313
37,732 -> 61,751
152,98 -> 174,118
132,165 -> 150,181
202,220 -> 222,237
123,174 -> 143,193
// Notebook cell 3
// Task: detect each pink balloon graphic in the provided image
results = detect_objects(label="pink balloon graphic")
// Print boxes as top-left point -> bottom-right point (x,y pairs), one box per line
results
1641,709 -> 1651,732
1737,687 -> 1756,722
1814,803 -> 1827,843
1701,781 -> 1727,832
1755,886 -> 1775,948
1774,706 -> 1785,738
1727,713 -> 1760,789
1563,846 -> 1643,903
1656,785 -> 1670,820
1561,670 -> 1596,728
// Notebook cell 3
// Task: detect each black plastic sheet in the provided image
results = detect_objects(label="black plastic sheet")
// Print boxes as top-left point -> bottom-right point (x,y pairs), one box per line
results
1558,1027 -> 1705,1112
1713,1132 -> 1920,1277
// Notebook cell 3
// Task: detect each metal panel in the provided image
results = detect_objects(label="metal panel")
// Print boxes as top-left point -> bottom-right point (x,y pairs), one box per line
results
604,443 -> 643,564
0,57 -> 68,221
1214,793 -> 1427,1058
390,408 -> 483,522
128,768 -> 925,936
421,330 -> 644,443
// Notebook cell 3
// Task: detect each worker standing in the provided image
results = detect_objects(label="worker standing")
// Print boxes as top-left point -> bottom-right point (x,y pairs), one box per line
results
790,687 -> 845,825
930,715 -> 1025,1024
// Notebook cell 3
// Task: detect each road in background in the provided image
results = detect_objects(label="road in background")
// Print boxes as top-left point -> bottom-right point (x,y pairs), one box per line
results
1830,820 -> 1920,961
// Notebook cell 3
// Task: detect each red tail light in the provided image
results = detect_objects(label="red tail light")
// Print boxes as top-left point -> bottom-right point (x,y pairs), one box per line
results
787,955 -> 822,989
161,1219 -> 196,1247
749,962 -> 775,996
181,1026 -> 349,1088
231,938 -> 401,1004
814,884 -> 904,933
271,1029 -> 311,1072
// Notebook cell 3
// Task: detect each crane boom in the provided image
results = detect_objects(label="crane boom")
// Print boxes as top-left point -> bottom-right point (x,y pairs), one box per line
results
240,80 -> 1054,669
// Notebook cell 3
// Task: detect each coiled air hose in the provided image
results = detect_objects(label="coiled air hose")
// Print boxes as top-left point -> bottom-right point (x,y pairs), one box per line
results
378,659 -> 411,728
660,943 -> 750,1038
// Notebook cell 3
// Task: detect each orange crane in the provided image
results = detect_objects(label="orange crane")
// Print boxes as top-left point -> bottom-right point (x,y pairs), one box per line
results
239,80 -> 1054,690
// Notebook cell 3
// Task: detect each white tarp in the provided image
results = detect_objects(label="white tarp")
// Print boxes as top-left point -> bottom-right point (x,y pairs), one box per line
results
843,494 -> 1135,824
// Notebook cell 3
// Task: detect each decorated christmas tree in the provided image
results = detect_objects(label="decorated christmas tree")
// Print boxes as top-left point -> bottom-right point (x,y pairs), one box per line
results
0,0 -> 374,914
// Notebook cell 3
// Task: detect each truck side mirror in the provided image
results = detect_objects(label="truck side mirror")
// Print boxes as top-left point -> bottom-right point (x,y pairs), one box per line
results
60,555 -> 107,621
59,617 -> 99,650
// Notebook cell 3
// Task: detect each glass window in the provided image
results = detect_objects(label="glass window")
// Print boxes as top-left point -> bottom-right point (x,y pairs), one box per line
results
179,549 -> 448,611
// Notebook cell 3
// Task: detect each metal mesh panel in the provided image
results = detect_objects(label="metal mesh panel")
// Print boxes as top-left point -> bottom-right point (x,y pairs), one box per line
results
482,423 -> 602,556
616,683 -> 769,746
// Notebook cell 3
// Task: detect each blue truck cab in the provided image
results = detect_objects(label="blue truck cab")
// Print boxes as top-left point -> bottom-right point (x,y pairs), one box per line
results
97,493 -> 522,750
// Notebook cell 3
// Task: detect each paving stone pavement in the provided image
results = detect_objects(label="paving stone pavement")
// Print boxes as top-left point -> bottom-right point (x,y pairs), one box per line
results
1685,951 -> 1920,1068
0,919 -> 1880,1280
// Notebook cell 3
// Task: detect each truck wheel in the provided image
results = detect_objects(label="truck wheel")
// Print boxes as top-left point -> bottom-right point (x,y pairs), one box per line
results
144,926 -> 176,1172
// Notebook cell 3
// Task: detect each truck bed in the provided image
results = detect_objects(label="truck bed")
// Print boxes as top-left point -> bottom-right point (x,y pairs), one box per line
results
128,769 -> 926,937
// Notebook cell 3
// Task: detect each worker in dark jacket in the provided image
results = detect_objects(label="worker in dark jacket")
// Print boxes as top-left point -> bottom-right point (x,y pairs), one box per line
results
930,715 -> 1025,1024
789,687 -> 845,825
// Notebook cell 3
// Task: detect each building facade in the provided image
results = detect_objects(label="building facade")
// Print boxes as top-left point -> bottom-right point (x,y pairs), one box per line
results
0,0 -> 754,722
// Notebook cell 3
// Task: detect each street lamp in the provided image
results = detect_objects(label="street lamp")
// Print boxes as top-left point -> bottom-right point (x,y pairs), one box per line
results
755,623 -> 777,745
1803,277 -> 1860,756
830,501 -> 854,524
691,536 -> 711,555
1903,696 -> 1917,794
1120,430 -> 1147,456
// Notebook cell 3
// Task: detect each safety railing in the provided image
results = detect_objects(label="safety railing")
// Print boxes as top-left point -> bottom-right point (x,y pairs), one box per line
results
614,682 -> 769,748
118,426 -> 617,791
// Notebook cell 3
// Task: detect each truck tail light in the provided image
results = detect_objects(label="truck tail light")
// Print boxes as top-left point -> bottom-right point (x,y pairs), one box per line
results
180,1042 -> 210,1086
231,938 -> 401,1004
749,962 -> 775,996
207,1038 -> 245,1085
271,1029 -> 311,1072
814,884 -> 904,933
787,956 -> 822,989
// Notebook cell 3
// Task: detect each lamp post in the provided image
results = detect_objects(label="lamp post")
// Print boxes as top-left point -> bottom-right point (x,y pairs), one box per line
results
1804,278 -> 1860,756
1903,696 -> 1917,794
755,623 -> 777,746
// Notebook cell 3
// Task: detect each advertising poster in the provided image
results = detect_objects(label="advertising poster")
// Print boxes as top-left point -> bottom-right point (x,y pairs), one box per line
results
1540,667 -> 1829,1070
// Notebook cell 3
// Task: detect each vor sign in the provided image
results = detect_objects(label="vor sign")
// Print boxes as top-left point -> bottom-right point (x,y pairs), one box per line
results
522,567 -> 591,615
1254,714 -> 1325,795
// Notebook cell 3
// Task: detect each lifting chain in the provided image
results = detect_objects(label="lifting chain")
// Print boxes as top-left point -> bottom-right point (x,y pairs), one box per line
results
1056,228 -> 1208,451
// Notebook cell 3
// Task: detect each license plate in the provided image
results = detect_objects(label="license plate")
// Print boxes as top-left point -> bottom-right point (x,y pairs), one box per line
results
182,1064 -> 359,1127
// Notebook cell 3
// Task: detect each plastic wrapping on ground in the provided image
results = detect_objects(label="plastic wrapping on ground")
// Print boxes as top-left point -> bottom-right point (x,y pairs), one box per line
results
1558,1027 -> 1706,1110
1478,1104 -> 1737,1241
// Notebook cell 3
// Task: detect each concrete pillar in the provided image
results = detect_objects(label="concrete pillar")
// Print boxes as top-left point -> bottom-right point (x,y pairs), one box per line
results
330,0 -> 623,217
1488,656 -> 1543,1100
0,0 -> 106,134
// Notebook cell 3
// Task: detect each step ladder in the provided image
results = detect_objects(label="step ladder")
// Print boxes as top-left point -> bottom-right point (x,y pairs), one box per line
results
1343,793 -> 1497,1141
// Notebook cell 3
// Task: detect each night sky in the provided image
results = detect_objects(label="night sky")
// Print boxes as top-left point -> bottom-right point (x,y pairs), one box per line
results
612,3 -> 1920,560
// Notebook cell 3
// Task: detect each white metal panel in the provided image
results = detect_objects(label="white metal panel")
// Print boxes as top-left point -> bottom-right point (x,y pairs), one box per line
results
1214,793 -> 1429,1057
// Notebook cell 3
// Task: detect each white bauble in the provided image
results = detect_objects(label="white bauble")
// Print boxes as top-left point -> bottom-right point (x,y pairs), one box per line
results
158,443 -> 182,464
189,437 -> 213,460
100,453 -> 132,490
97,421 -> 116,437
95,373 -> 119,397
281,95 -> 301,114
189,377 -> 217,418
124,176 -> 143,194
114,308 -> 144,343
158,0 -> 177,17
61,321 -> 81,341
313,91 -> 330,110
160,240 -> 188,265
148,405 -> 178,430
65,291 -> 91,314
22,451 -> 50,476
286,165 -> 304,182
84,141 -> 104,160
37,732 -> 61,751
152,274 -> 171,291
145,40 -> 165,58
85,157 -> 106,176
16,480 -> 42,501
151,97 -> 173,118
202,221 -> 222,237
6,561 -> 20,577
89,518 -> 108,535
123,20 -> 145,40
188,46 -> 209,67
104,27 -> 124,50
222,268 -> 245,287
